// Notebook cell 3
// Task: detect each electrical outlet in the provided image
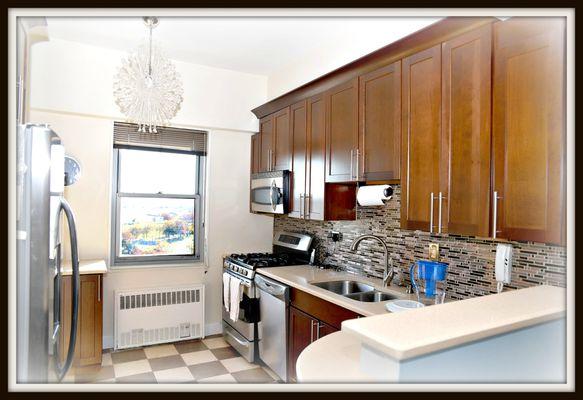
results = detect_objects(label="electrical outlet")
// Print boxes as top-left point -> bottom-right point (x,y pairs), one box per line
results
428,243 -> 440,261
327,231 -> 343,242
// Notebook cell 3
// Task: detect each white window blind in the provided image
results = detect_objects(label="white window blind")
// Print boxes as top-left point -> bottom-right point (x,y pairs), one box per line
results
113,122 -> 207,155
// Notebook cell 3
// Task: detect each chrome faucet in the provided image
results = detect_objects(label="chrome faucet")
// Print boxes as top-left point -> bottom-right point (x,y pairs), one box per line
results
349,234 -> 395,287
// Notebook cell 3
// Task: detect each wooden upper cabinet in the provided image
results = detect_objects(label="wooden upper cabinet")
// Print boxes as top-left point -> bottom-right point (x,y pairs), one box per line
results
289,100 -> 308,219
401,44 -> 442,231
273,107 -> 292,171
250,133 -> 260,174
325,78 -> 359,183
307,94 -> 327,220
492,18 -> 566,245
259,116 -> 273,172
358,60 -> 402,181
440,24 -> 492,237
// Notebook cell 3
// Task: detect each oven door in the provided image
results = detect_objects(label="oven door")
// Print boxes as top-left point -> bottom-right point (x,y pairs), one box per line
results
250,171 -> 289,214
222,270 -> 258,339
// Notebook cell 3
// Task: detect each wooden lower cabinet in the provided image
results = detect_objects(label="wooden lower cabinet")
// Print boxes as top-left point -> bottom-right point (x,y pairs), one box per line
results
287,287 -> 361,382
60,274 -> 103,367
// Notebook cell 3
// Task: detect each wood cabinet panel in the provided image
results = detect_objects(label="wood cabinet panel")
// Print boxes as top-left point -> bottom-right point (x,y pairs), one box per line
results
60,274 -> 103,367
250,133 -> 260,174
290,286 -> 361,329
401,44 -> 442,231
273,107 -> 292,171
359,60 -> 402,181
440,24 -> 492,236
259,116 -> 273,172
287,306 -> 314,382
289,100 -> 308,219
492,18 -> 566,245
325,78 -> 359,183
307,94 -> 326,220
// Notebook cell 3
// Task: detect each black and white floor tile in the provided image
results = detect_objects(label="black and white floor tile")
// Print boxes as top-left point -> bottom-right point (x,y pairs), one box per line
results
63,335 -> 281,384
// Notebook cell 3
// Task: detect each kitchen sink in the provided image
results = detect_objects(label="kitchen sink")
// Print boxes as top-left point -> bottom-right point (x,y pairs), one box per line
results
310,280 -> 398,302
344,291 -> 399,302
311,280 -> 374,295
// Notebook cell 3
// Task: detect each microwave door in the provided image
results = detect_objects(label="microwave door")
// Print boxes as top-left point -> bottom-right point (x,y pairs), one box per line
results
252,183 -> 282,213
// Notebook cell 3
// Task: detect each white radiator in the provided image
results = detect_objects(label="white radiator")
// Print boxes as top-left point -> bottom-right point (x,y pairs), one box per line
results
114,284 -> 205,350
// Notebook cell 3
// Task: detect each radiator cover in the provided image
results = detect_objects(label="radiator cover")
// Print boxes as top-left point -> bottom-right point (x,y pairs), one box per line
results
114,284 -> 205,350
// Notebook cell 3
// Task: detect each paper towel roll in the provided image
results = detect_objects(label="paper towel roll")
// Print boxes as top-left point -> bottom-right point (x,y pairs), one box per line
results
357,185 -> 393,206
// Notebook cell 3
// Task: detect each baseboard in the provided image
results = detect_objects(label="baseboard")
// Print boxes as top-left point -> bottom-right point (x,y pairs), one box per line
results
102,323 -> 223,350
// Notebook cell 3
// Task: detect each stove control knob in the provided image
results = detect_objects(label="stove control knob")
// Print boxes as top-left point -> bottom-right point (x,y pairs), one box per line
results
242,270 -> 248,276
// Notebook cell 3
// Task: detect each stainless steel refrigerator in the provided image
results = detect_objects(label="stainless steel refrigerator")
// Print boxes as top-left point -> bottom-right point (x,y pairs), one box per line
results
16,124 -> 81,383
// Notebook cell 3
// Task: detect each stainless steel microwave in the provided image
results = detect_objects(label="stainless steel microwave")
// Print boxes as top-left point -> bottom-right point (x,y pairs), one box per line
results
251,170 -> 290,214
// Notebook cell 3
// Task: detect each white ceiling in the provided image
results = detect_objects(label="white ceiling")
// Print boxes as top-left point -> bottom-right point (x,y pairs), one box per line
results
46,17 -> 441,76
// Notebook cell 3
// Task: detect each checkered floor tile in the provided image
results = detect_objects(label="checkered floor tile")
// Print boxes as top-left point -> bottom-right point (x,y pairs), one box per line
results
64,335 -> 281,384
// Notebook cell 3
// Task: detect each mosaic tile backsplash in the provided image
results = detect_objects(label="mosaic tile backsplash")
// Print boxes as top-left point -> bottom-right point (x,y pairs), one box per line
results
274,185 -> 567,300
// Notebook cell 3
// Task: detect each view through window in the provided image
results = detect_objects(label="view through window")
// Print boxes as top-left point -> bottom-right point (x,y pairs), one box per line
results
112,147 -> 204,265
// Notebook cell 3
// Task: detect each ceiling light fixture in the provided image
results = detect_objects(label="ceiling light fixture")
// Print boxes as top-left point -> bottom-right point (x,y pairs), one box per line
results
113,17 -> 184,133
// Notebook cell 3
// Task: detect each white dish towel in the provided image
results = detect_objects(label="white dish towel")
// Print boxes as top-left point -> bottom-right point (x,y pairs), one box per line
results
229,277 -> 243,322
222,272 -> 231,312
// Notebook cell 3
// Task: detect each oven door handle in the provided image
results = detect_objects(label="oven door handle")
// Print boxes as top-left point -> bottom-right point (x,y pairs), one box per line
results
224,269 -> 252,288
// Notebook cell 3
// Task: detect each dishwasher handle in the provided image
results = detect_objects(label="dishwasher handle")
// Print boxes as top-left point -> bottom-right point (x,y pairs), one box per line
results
255,274 -> 289,301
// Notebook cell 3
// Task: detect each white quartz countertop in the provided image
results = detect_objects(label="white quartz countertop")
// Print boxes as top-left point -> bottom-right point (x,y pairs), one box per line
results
61,259 -> 108,276
296,331 -> 376,383
256,265 -> 416,316
342,284 -> 566,361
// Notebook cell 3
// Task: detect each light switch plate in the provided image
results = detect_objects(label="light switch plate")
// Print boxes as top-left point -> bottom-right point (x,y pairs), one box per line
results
428,243 -> 440,261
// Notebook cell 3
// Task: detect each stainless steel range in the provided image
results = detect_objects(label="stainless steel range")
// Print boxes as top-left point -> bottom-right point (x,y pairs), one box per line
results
222,231 -> 313,365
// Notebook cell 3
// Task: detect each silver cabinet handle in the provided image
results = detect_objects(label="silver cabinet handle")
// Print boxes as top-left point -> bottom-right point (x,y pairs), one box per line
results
438,192 -> 447,234
316,322 -> 322,340
299,193 -> 304,218
268,150 -> 272,171
97,275 -> 101,302
492,191 -> 503,238
304,194 -> 310,220
355,149 -> 360,181
310,320 -> 316,343
430,192 -> 435,233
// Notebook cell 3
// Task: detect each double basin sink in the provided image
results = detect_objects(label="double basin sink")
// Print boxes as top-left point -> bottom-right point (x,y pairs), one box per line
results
310,280 -> 398,303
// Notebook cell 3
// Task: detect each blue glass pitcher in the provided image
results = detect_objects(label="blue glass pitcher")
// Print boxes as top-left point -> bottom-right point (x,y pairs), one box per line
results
409,260 -> 448,302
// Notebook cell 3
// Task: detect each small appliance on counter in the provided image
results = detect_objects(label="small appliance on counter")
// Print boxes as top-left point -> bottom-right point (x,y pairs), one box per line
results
221,231 -> 313,369
250,170 -> 290,214
409,260 -> 448,306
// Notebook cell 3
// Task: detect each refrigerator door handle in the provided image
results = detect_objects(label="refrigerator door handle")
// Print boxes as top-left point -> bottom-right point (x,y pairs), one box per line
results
53,198 -> 80,382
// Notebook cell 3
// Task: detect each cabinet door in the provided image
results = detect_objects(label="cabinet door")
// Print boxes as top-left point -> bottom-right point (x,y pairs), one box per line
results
440,24 -> 492,237
288,306 -> 316,382
325,78 -> 359,183
307,94 -> 326,220
315,321 -> 338,340
251,133 -> 260,174
273,107 -> 292,171
492,18 -> 565,245
401,44 -> 442,231
289,101 -> 308,219
60,274 -> 103,367
259,116 -> 273,172
359,61 -> 402,181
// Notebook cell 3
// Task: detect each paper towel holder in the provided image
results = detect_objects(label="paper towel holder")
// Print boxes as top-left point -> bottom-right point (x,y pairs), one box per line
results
383,185 -> 394,199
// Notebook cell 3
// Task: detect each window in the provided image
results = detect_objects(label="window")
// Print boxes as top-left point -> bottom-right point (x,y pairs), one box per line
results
111,123 -> 206,267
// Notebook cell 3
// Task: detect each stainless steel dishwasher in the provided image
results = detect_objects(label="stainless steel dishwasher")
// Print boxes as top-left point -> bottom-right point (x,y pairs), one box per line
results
255,274 -> 289,381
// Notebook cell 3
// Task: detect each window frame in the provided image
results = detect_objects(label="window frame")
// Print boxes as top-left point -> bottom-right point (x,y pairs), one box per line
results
110,145 -> 205,267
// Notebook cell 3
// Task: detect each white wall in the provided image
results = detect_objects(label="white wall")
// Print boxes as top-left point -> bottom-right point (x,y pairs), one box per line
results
31,38 -> 267,133
265,18 -> 440,100
29,38 -> 274,347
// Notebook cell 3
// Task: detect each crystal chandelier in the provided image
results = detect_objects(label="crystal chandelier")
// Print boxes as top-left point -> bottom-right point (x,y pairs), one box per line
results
113,17 -> 184,133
